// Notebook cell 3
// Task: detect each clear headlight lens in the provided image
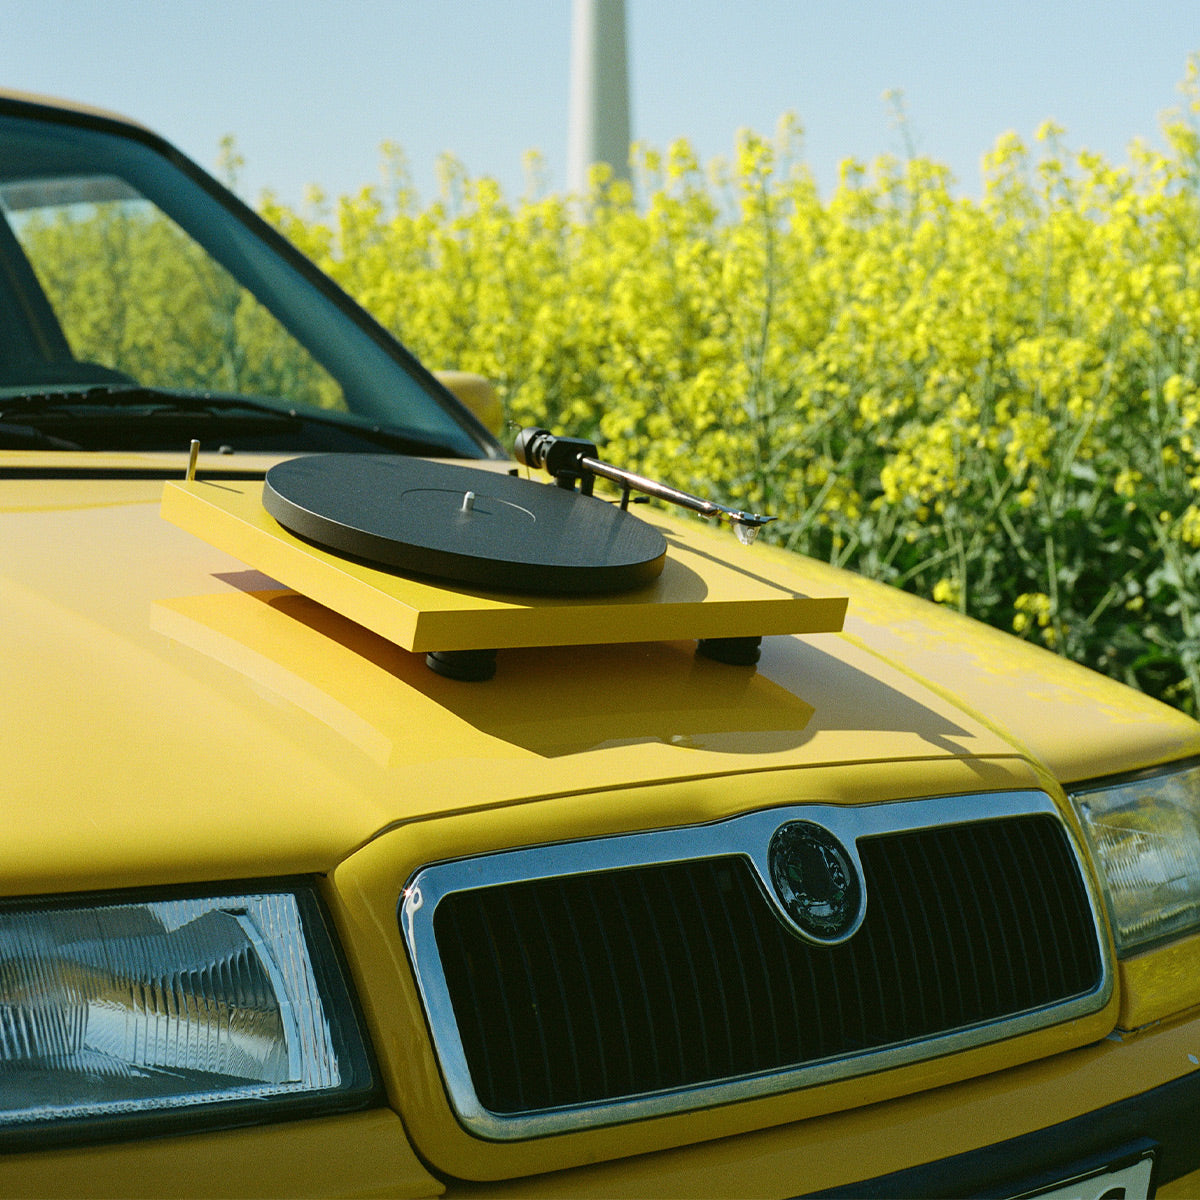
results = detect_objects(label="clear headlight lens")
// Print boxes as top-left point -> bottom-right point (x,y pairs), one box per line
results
1070,762 -> 1200,954
0,884 -> 374,1139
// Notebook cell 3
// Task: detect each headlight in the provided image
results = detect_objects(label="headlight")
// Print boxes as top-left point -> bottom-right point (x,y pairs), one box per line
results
1070,761 -> 1200,954
0,882 -> 375,1143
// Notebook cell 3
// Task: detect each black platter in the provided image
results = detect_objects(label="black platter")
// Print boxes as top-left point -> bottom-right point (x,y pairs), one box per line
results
262,455 -> 668,594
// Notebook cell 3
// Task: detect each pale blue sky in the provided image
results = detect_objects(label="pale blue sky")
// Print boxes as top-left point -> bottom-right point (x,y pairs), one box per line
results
3,1 -> 1198,207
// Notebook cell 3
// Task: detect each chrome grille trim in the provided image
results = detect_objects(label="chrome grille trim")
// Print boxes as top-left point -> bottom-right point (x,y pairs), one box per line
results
400,790 -> 1113,1141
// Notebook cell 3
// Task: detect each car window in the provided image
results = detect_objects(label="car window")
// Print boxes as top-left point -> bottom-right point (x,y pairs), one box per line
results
2,173 -> 343,411
0,111 -> 493,458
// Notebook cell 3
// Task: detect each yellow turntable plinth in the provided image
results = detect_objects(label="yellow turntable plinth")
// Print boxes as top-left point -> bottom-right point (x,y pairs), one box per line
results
161,477 -> 847,654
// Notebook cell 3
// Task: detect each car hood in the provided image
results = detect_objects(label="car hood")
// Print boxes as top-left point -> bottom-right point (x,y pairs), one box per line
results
6,461 -> 1200,895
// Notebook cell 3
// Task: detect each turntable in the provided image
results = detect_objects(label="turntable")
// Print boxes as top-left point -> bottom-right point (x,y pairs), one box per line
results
162,429 -> 847,680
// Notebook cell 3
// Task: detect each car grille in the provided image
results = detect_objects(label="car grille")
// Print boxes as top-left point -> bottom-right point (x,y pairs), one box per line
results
402,792 -> 1111,1138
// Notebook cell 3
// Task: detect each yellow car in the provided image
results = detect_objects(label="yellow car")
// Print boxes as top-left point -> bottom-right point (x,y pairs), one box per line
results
3,90 -> 1200,1200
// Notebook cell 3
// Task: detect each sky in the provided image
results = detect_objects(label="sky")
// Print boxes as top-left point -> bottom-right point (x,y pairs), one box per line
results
3,0 -> 1198,210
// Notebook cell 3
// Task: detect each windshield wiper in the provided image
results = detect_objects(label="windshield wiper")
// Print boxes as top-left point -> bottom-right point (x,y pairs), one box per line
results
0,385 -> 470,457
0,420 -> 81,450
1,384 -> 303,418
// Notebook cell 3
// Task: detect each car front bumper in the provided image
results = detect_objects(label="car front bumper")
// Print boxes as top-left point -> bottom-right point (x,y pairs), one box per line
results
8,1014 -> 1200,1198
811,1064 -> 1200,1198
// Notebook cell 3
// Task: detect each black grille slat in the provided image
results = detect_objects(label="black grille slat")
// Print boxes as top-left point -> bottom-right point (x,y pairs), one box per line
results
432,814 -> 1103,1116
998,821 -> 1043,998
903,833 -> 957,1028
556,881 -> 612,1098
609,873 -> 666,1085
578,876 -> 636,1096
870,844 -> 920,1037
529,885 -> 583,1100
636,872 -> 688,1080
1020,817 -> 1096,993
964,825 -> 1015,1012
731,861 -> 785,1066
942,829 -> 990,1016
664,865 -> 718,1079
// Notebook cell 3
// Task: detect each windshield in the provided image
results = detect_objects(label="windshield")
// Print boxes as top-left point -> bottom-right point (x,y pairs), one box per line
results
0,107 -> 497,458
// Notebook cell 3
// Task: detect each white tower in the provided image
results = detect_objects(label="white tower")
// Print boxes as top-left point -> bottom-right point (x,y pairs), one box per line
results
567,0 -> 631,194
